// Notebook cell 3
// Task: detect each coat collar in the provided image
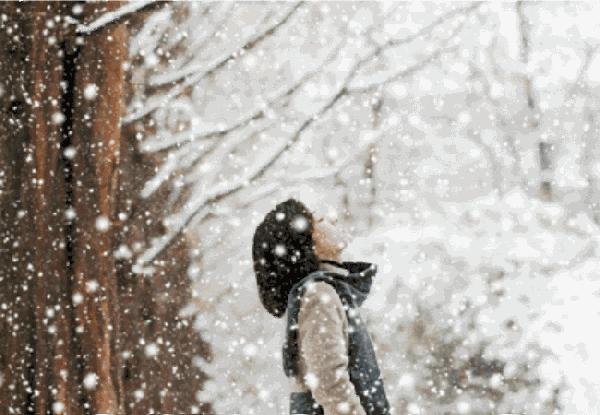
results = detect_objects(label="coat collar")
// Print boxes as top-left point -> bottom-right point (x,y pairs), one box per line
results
316,260 -> 378,307
318,260 -> 349,275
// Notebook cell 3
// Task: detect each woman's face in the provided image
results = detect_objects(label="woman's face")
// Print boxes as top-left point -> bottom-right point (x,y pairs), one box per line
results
312,213 -> 349,261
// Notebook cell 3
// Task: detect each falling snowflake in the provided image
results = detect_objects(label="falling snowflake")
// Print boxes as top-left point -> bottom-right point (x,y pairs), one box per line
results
114,244 -> 132,259
72,292 -> 83,306
274,244 -> 287,257
95,215 -> 110,232
319,293 -> 332,304
304,372 -> 319,389
145,342 -> 159,357
83,373 -> 98,390
51,112 -> 66,125
85,280 -> 99,293
336,402 -> 351,414
134,389 -> 144,401
51,401 -> 65,414
63,146 -> 77,160
64,207 -> 76,220
291,214 -> 309,232
72,3 -> 83,15
83,83 -> 98,100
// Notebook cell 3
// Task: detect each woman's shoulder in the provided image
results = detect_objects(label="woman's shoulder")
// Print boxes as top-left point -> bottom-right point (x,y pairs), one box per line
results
302,280 -> 338,302
299,280 -> 346,321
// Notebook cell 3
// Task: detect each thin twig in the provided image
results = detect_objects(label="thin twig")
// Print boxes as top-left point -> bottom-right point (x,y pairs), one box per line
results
124,2 -> 303,123
141,37 -> 346,153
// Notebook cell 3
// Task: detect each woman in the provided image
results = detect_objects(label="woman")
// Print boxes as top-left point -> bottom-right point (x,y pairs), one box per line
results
252,198 -> 391,415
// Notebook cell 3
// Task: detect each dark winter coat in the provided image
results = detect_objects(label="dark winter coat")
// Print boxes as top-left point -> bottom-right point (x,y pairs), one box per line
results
282,260 -> 391,415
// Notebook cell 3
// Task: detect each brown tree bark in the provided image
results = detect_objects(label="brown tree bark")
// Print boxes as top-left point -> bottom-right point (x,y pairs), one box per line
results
68,4 -> 127,413
115,122 -> 211,415
0,3 -> 81,414
0,2 -> 210,414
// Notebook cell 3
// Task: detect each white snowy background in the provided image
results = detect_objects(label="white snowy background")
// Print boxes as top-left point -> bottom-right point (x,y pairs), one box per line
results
128,2 -> 600,414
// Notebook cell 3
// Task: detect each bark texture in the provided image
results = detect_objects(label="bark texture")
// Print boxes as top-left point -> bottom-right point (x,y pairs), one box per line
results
0,2 -> 210,414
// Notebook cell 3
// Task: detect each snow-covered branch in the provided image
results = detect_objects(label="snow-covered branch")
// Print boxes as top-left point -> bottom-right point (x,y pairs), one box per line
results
124,2 -> 302,123
368,3 -> 481,63
139,38 -> 346,154
77,1 -> 163,35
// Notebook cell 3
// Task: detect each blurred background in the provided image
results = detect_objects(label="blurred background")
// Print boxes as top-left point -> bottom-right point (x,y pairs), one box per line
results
2,1 -> 600,414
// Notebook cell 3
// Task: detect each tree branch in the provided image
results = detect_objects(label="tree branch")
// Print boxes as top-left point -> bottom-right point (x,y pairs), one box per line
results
140,37 -> 346,153
346,3 -> 479,93
77,1 -> 167,35
367,3 -> 481,62
124,2 -> 303,123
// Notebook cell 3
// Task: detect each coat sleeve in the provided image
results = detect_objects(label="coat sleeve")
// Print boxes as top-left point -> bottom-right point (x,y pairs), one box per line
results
297,281 -> 367,415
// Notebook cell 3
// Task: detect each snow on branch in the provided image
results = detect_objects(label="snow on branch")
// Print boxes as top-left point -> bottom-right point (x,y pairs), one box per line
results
128,6 -> 172,57
364,3 -> 481,64
77,1 -> 163,35
139,38 -> 346,154
147,4 -> 254,87
140,140 -> 216,198
124,2 -> 302,123
348,15 -> 470,93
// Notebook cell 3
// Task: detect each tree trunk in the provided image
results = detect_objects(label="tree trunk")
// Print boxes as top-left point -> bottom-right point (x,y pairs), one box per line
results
0,3 -> 82,414
114,122 -> 212,414
0,3 -> 210,414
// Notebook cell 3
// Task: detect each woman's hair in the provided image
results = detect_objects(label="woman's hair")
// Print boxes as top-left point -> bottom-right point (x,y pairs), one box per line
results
252,198 -> 320,318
